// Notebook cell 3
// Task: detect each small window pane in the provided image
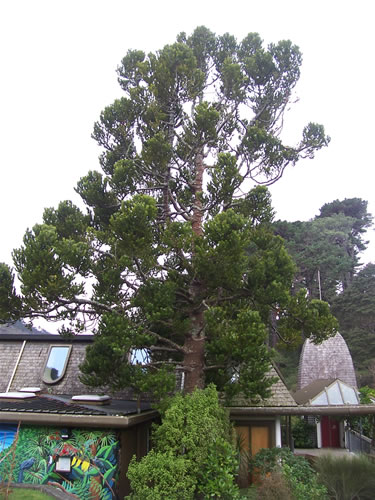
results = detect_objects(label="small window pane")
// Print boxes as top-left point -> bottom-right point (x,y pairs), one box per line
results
43,346 -> 71,384
340,383 -> 359,404
311,391 -> 328,405
327,382 -> 343,405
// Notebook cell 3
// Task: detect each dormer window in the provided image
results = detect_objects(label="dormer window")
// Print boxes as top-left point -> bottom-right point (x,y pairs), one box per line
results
42,345 -> 72,384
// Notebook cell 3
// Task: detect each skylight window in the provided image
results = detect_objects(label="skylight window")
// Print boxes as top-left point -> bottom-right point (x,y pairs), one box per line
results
42,345 -> 72,384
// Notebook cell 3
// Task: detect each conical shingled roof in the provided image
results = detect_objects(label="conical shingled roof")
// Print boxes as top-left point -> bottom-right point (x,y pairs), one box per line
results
298,332 -> 357,390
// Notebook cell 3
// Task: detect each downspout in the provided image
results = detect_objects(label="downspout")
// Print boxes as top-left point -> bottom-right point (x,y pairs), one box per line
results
6,340 -> 26,392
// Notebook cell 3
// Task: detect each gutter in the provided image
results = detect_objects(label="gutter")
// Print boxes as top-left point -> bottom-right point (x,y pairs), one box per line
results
229,405 -> 375,416
0,409 -> 159,428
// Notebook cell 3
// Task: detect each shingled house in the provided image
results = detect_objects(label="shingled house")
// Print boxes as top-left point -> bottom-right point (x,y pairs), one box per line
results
3,324 -> 372,495
0,324 -> 304,495
0,327 -> 157,499
228,365 -> 298,488
295,332 -> 370,451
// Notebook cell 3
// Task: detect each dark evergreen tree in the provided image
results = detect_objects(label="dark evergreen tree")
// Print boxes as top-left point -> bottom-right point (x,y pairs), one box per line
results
332,263 -> 375,383
275,198 -> 373,302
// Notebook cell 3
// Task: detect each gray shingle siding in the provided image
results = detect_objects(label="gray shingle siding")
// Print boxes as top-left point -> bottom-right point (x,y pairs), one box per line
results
298,333 -> 357,390
228,366 -> 297,407
1,340 -> 90,394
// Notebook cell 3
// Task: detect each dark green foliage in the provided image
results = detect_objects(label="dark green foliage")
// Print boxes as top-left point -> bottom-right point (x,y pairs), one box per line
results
126,451 -> 196,500
126,386 -> 240,499
318,198 -> 373,249
346,386 -> 375,443
274,198 -> 372,303
249,447 -> 301,476
0,264 -> 21,324
273,348 -> 300,390
0,27 -> 335,399
331,263 -> 375,377
315,454 -> 375,500
291,418 -> 316,448
273,198 -> 373,387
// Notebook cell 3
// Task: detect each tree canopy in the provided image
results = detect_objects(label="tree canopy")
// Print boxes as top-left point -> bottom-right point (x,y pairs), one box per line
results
331,263 -> 375,384
0,27 -> 336,400
274,198 -> 373,302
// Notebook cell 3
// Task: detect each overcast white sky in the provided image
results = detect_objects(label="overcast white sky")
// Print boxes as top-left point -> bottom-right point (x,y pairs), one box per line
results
1,0 -> 374,269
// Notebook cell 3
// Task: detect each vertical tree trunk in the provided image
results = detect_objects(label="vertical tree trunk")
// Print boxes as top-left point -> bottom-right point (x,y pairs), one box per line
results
183,332 -> 205,392
183,149 -> 206,392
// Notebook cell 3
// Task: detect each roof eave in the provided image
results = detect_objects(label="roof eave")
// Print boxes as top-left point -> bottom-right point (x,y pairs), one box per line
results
0,409 -> 159,428
229,405 -> 375,416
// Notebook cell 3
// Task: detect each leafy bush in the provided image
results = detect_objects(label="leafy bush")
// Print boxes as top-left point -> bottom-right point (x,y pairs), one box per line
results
250,447 -> 310,476
346,386 -> 375,442
126,385 -> 240,499
292,417 -> 316,448
250,447 -> 327,500
315,454 -> 375,500
126,451 -> 195,500
282,462 -> 327,500
197,438 -> 240,499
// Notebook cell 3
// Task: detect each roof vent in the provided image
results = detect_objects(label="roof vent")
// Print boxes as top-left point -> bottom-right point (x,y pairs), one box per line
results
19,387 -> 41,394
71,395 -> 111,405
0,392 -> 36,400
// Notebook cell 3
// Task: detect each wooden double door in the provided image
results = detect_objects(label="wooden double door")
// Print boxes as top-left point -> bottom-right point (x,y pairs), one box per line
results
236,424 -> 271,488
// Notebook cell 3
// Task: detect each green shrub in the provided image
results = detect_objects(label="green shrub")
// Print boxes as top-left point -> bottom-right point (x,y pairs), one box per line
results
126,385 -> 240,499
250,447 -> 327,500
250,447 -> 311,477
282,462 -> 327,500
126,450 -> 195,500
197,438 -> 240,499
315,454 -> 375,500
292,417 -> 316,448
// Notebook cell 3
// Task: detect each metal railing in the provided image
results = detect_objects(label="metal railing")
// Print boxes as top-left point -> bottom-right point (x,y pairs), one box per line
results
346,429 -> 374,454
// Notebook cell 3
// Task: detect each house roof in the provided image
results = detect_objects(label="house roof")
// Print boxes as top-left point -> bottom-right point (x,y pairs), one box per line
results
293,378 -> 360,406
0,321 -> 51,336
228,366 -> 297,408
293,379 -> 334,405
0,392 -> 157,428
298,333 -> 357,389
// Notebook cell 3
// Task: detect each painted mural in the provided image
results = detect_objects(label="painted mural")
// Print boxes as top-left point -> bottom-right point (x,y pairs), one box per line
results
0,424 -> 118,499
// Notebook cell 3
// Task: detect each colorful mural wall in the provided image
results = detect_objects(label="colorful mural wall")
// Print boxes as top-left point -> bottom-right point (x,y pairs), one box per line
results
0,424 -> 118,500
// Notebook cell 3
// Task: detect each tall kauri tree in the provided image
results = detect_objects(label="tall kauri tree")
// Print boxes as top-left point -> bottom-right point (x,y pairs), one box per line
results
0,27 -> 336,400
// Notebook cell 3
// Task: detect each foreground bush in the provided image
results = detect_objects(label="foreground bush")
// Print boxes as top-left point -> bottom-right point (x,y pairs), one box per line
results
126,385 -> 240,499
315,454 -> 375,500
250,447 -> 327,500
125,451 -> 195,500
255,469 -> 293,500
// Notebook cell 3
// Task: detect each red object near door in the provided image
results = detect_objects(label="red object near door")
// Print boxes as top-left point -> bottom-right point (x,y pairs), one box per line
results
321,416 -> 340,447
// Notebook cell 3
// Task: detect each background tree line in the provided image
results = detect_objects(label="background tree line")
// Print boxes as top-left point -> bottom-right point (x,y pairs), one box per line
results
273,197 -> 375,388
